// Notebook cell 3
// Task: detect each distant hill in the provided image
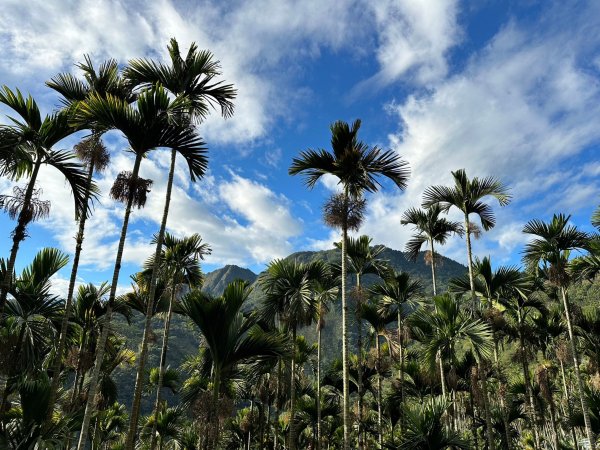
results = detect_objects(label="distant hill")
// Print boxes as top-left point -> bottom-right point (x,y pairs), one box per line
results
202,264 -> 258,296
114,245 -> 467,410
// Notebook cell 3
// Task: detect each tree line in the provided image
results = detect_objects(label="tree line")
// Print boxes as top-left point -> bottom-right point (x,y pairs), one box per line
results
0,38 -> 599,450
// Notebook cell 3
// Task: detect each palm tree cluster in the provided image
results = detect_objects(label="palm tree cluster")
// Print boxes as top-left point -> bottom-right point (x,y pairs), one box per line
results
0,39 -> 599,450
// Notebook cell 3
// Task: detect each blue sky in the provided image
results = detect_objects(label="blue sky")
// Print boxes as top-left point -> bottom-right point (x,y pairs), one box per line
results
0,0 -> 599,294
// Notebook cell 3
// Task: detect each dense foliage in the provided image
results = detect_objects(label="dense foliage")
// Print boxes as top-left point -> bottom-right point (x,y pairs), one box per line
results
0,39 -> 599,450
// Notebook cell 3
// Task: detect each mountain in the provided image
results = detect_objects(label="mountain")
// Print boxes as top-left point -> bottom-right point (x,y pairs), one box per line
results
113,245 -> 467,410
202,264 -> 258,296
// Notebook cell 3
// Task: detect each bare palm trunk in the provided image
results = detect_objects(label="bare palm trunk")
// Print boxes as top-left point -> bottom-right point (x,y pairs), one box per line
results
356,273 -> 363,450
376,331 -> 383,449
561,287 -> 596,449
0,157 -> 42,316
439,356 -> 447,398
46,160 -> 95,423
317,312 -> 322,450
150,284 -> 177,450
289,327 -> 297,450
125,149 -> 177,449
397,309 -> 405,434
430,238 -> 437,296
76,152 -> 143,450
341,186 -> 350,450
559,359 -> 579,449
518,321 -> 540,448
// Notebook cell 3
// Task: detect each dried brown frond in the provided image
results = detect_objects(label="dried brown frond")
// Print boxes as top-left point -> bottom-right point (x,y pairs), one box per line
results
323,192 -> 366,231
534,364 -> 555,402
548,263 -> 570,287
468,222 -> 482,240
483,307 -> 506,331
555,342 -> 571,364
0,186 -> 50,225
110,171 -> 153,209
74,134 -> 111,172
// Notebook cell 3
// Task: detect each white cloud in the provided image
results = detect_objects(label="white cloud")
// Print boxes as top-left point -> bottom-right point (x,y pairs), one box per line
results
350,0 -> 461,99
357,3 -> 600,266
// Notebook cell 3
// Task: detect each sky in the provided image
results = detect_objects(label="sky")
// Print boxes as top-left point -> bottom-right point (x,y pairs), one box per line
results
0,0 -> 599,295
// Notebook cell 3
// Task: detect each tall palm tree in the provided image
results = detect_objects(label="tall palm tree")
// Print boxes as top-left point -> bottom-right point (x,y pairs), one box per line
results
70,85 -> 207,450
45,56 -> 131,418
179,281 -> 287,448
401,204 -> 464,295
147,233 -> 210,449
123,40 -> 235,449
0,88 -> 91,315
360,299 -> 395,448
259,259 -> 328,450
289,119 -> 410,450
422,168 -> 510,450
371,271 -> 422,422
523,213 -> 595,448
334,234 -> 389,449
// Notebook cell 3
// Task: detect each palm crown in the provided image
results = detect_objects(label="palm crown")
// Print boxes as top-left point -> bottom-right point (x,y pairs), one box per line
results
289,119 -> 410,197
422,168 -> 511,230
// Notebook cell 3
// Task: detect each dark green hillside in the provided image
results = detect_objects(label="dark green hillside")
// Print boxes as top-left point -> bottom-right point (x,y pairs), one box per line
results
202,264 -> 258,296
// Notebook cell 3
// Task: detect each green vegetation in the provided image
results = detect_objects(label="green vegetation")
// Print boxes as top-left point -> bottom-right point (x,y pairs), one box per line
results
0,39 -> 599,450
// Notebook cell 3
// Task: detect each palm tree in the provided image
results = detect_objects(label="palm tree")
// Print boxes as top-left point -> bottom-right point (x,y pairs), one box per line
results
450,257 -> 541,447
147,233 -> 210,449
410,295 -> 493,414
422,169 -> 511,305
334,234 -> 389,449
259,259 -> 328,450
123,40 -> 235,449
360,299 -> 395,448
398,396 -> 469,450
401,204 -> 463,295
70,85 -> 207,450
422,168 -> 510,450
371,271 -> 422,425
0,88 -> 91,315
289,118 -> 410,450
0,248 -> 68,414
179,281 -> 287,448
523,213 -> 595,448
45,56 -> 131,418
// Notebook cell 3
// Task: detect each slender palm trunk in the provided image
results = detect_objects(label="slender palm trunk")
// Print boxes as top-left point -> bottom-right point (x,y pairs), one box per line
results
70,329 -> 88,405
430,238 -> 437,296
150,284 -> 177,450
397,309 -> 405,430
518,319 -> 540,448
212,368 -> 222,448
547,391 -> 560,450
248,399 -> 254,450
464,214 -> 476,312
375,331 -> 382,449
356,273 -> 364,450
317,313 -> 322,450
439,356 -> 447,398
560,359 -> 579,449
0,156 -> 42,316
125,149 -> 177,449
561,287 -> 596,449
341,186 -> 350,450
76,152 -> 143,450
289,327 -> 297,450
46,161 -> 95,423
